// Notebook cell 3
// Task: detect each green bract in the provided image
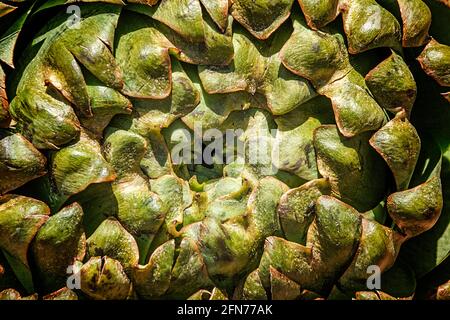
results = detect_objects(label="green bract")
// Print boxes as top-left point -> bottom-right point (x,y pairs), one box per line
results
0,0 -> 449,301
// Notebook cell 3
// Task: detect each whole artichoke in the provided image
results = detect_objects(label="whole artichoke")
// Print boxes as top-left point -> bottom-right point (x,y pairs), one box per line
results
0,0 -> 449,300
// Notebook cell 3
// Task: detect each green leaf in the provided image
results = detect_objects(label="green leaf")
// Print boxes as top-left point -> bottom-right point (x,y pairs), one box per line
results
113,59 -> 199,135
230,0 -> 295,40
34,0 -> 124,15
199,0 -> 228,31
313,125 -> 388,212
151,175 -> 193,237
0,195 -> 50,293
238,269 -> 267,300
0,132 -> 47,194
152,0 -> 204,42
340,0 -> 401,54
418,39 -> 450,87
0,3 -> 17,18
32,203 -> 86,292
80,257 -> 132,300
297,0 -> 339,29
132,240 -> 174,299
280,12 -> 351,88
270,266 -> 301,300
128,0 -> 234,65
47,131 -> 116,210
0,65 -> 9,128
0,2 -> 34,67
365,51 -> 417,116
398,144 -> 450,277
278,178 -> 331,244
165,237 -> 213,299
370,111 -> 421,191
2,250 -> 34,294
86,217 -> 139,271
318,69 -> 386,137
397,0 -> 431,47
199,23 -> 316,116
115,11 -> 172,99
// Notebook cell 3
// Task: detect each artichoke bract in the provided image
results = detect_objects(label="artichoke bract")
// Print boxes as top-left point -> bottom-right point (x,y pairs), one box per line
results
0,0 -> 449,300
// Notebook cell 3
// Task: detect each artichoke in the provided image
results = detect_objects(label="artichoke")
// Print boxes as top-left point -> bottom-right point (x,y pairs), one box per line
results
0,0 -> 449,301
